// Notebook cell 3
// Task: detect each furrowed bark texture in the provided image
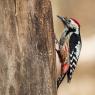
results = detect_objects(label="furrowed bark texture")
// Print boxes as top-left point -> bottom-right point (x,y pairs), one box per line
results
0,0 -> 56,95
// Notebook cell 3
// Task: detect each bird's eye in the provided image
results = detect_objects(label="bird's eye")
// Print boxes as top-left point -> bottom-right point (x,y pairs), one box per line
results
67,20 -> 71,24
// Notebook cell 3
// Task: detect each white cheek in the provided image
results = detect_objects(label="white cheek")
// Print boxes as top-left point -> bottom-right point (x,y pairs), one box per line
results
75,29 -> 79,34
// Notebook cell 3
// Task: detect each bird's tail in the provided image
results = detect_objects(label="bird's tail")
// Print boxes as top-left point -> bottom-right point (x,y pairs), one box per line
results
57,73 -> 66,88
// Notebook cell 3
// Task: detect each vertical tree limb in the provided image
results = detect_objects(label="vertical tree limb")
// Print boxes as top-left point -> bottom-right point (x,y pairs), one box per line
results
0,0 -> 56,95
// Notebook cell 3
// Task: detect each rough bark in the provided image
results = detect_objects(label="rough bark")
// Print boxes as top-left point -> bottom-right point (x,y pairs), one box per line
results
0,0 -> 56,95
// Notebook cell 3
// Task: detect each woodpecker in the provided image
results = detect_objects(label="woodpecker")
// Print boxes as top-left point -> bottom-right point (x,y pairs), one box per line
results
56,16 -> 82,88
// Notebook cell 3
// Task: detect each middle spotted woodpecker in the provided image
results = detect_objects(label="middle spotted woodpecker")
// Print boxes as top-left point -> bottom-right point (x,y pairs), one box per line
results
56,16 -> 82,88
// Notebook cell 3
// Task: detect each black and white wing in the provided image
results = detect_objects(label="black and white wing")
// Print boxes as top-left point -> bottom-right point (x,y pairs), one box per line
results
67,33 -> 82,82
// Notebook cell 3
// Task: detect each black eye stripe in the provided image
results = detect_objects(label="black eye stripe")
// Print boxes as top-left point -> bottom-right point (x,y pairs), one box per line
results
66,19 -> 71,23
73,27 -> 76,31
69,27 -> 76,32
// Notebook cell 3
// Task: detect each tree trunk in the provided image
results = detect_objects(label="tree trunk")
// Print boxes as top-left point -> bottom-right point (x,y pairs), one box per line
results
0,0 -> 56,95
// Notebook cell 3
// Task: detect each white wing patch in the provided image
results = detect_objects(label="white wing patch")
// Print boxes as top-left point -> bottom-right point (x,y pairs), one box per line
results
74,41 -> 81,59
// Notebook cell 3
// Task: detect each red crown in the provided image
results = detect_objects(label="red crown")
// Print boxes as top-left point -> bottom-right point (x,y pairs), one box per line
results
71,18 -> 80,27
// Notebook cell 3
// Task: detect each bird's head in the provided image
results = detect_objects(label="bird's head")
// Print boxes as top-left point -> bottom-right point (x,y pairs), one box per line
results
57,16 -> 80,35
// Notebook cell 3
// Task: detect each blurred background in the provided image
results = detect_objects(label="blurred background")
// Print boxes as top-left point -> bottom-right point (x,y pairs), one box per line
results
51,0 -> 95,95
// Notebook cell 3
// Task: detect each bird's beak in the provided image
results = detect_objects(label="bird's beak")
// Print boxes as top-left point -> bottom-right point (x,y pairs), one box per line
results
57,15 -> 67,26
